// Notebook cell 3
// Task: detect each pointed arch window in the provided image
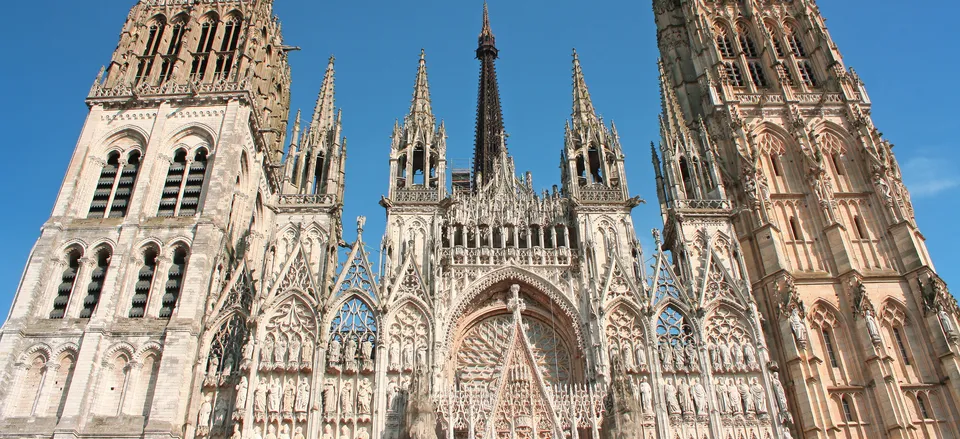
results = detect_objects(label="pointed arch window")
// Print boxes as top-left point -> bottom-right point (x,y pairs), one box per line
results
788,31 -> 808,57
50,247 -> 82,319
841,396 -> 856,422
190,16 -> 219,80
48,352 -> 76,418
129,247 -> 158,318
79,247 -> 111,319
748,62 -> 768,88
831,153 -> 846,176
723,62 -> 745,87
158,148 -> 209,217
313,151 -> 327,194
678,156 -> 695,199
918,395 -> 932,419
789,216 -> 804,241
769,153 -> 783,177
15,353 -> 47,416
158,19 -> 186,84
716,33 -> 735,58
329,297 -> 379,371
892,327 -> 911,366
798,61 -> 818,87
159,246 -> 188,318
822,327 -> 839,368
738,30 -> 759,58
853,215 -> 869,240
215,16 -> 242,79
135,18 -> 166,85
88,152 -> 119,218
588,143 -> 604,183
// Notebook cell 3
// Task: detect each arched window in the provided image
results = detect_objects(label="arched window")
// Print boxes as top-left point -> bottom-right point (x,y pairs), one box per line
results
737,27 -> 759,58
158,18 -> 186,84
716,30 -> 735,58
99,353 -> 130,416
892,327 -> 911,366
190,15 -> 219,80
831,153 -> 845,176
769,153 -> 783,177
853,215 -> 869,240
798,61 -> 817,87
788,30 -> 807,57
135,17 -> 166,85
313,152 -> 327,194
89,150 -> 141,219
679,157 -> 695,199
158,148 -> 209,217
822,327 -> 839,368
129,247 -> 158,318
80,247 -> 111,319
588,143 -> 604,183
130,352 -> 160,417
789,216 -> 804,241
841,396 -> 856,422
918,395 -> 932,419
328,297 -> 379,371
160,246 -> 188,318
215,15 -> 243,79
47,352 -> 76,418
15,352 -> 47,416
50,247 -> 82,319
723,62 -> 745,87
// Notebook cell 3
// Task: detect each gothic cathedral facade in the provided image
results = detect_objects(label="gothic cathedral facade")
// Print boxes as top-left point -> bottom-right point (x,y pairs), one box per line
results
0,1 -> 956,439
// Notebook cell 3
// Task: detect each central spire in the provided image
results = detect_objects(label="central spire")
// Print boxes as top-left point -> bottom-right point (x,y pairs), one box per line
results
473,1 -> 506,190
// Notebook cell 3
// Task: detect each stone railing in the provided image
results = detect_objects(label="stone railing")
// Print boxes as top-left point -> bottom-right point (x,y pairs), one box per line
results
141,0 -> 252,5
671,199 -> 731,210
579,187 -> 623,203
278,194 -> 337,206
739,92 -> 845,105
439,246 -> 574,267
89,78 -> 250,100
394,188 -> 440,203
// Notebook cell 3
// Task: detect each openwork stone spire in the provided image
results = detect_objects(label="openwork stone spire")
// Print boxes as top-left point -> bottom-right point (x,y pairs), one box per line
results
571,49 -> 599,128
473,1 -> 506,190
409,49 -> 433,119
311,56 -> 337,135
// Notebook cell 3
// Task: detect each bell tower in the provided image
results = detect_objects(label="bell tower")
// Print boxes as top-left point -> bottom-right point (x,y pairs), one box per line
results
653,0 -> 960,437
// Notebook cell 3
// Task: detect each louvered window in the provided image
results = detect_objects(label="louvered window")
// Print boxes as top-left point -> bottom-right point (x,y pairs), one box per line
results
724,62 -> 745,87
822,328 -> 839,368
739,33 -> 759,58
158,149 -> 187,216
893,327 -> 911,365
798,61 -> 818,87
89,152 -> 120,218
748,62 -> 768,88
79,249 -> 111,319
841,396 -> 855,422
190,19 -> 219,80
89,151 -> 141,219
129,248 -> 158,318
160,248 -> 188,318
180,149 -> 209,216
717,35 -> 735,58
788,32 -> 807,57
49,249 -> 82,319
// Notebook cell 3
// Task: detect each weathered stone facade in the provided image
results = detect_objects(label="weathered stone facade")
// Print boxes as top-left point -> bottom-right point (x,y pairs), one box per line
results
0,1 -> 956,439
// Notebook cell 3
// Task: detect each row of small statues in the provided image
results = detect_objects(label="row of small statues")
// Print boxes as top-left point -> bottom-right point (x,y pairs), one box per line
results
246,425 -> 307,439
327,337 -> 375,374
387,340 -> 429,373
627,373 -> 792,421
657,340 -> 701,373
707,340 -> 762,373
322,377 -> 374,418
612,338 -> 763,375
244,376 -> 312,423
258,335 -> 315,372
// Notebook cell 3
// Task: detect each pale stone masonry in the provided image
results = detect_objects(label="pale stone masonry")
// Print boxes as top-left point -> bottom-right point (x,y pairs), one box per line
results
0,1 -> 956,439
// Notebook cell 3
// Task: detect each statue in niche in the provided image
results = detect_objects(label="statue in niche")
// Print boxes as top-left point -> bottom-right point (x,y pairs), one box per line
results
282,378 -> 295,417
715,378 -> 729,414
288,336 -> 302,368
659,342 -> 674,373
268,378 -> 282,417
322,425 -> 333,439
416,345 -> 428,368
639,377 -> 653,414
344,337 -> 358,372
663,378 -> 680,415
278,424 -> 291,439
241,340 -> 254,371
708,342 -> 721,371
621,340 -> 635,372
357,379 -> 372,414
719,341 -> 732,372
684,342 -> 698,372
323,378 -> 337,414
234,376 -> 248,419
356,427 -> 370,439
197,393 -> 213,436
865,309 -> 882,345
771,372 -> 791,422
213,393 -> 229,429
402,341 -> 415,371
751,378 -> 767,414
609,343 -> 620,366
252,426 -> 264,439
738,378 -> 754,414
744,343 -> 759,371
387,379 -> 398,411
221,356 -> 235,383
406,368 -> 437,439
254,377 -> 267,421
789,308 -> 808,348
205,356 -> 220,386
327,338 -> 342,370
275,335 -> 288,366
939,306 -> 958,340
261,337 -> 275,368
265,425 -> 277,439
389,339 -> 401,371
341,381 -> 354,414
673,342 -> 685,372
730,341 -> 743,372
361,339 -> 374,371
301,337 -> 314,368
677,379 -> 692,414
340,426 -> 351,439
691,378 -> 707,416
634,343 -> 647,370
295,378 -> 310,416
292,427 -> 305,439
727,379 -> 742,415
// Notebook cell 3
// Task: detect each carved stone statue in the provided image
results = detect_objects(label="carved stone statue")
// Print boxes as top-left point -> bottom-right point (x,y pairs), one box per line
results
719,341 -> 732,372
406,368 -> 437,439
253,426 -> 264,439
684,342 -> 698,372
197,393 -> 213,436
288,336 -> 302,367
639,377 -> 653,414
265,425 -> 277,439
278,425 -> 290,439
323,378 -> 337,414
234,376 -> 248,418
322,425 -> 334,439
865,309 -> 882,344
751,378 -> 768,414
772,372 -> 789,415
939,306 -> 958,339
659,342 -> 674,373
664,379 -> 680,415
357,379 -> 372,414
361,339 -> 374,370
416,345 -> 428,368
634,343 -> 647,369
327,338 -> 342,370
677,379 -> 692,414
691,378 -> 707,416
727,379 -> 742,415
673,342 -> 686,372
789,308 -> 808,348
730,341 -> 743,372
738,378 -> 754,414
254,377 -> 267,421
295,378 -> 310,414
301,337 -> 314,366
715,378 -> 729,414
744,343 -> 759,371
708,342 -> 721,371
293,426 -> 306,439
267,378 -> 282,416
402,341 -> 415,371
389,340 -> 401,371
341,381 -> 354,413
275,336 -> 288,365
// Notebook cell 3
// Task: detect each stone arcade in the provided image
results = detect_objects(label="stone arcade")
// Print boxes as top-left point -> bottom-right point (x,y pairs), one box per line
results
0,1 -> 958,439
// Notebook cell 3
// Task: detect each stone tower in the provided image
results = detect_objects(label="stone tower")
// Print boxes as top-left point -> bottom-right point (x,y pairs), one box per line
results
0,0 -> 298,437
652,0 -> 960,438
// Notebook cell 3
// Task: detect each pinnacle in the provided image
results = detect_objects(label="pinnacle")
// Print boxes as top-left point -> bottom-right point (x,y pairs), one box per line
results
571,49 -> 598,126
409,49 -> 433,118
311,56 -> 337,132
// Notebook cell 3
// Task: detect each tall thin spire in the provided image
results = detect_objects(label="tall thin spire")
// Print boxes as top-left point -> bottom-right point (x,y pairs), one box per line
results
311,56 -> 336,133
409,49 -> 433,118
571,49 -> 599,127
473,1 -> 506,190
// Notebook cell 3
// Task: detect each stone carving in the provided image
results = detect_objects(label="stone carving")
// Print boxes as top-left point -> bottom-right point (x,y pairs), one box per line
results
389,340 -> 401,371
197,393 -> 213,436
727,379 -> 742,415
865,309 -> 882,345
254,377 -> 267,422
772,372 -> 792,423
268,378 -> 281,419
295,378 -> 310,418
639,377 -> 653,414
323,378 -> 337,414
266,425 -> 277,439
664,378 -> 680,415
293,427 -> 305,439
234,376 -> 248,419
691,378 -> 707,416
341,381 -> 354,414
744,343 -> 759,371
752,378 -> 767,415
328,338 -> 342,370
357,379 -> 372,415
789,308 -> 808,349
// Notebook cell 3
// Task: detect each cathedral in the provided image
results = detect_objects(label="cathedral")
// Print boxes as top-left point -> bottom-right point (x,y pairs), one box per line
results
0,0 -> 957,439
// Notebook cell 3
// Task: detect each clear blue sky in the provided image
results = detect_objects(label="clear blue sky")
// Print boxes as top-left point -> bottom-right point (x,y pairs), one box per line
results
0,0 -> 956,319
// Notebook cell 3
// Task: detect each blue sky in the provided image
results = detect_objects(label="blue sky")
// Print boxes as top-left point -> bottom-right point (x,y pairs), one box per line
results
0,0 -> 956,319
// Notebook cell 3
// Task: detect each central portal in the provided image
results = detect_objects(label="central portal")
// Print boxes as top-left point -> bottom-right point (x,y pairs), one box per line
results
439,284 -> 600,439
